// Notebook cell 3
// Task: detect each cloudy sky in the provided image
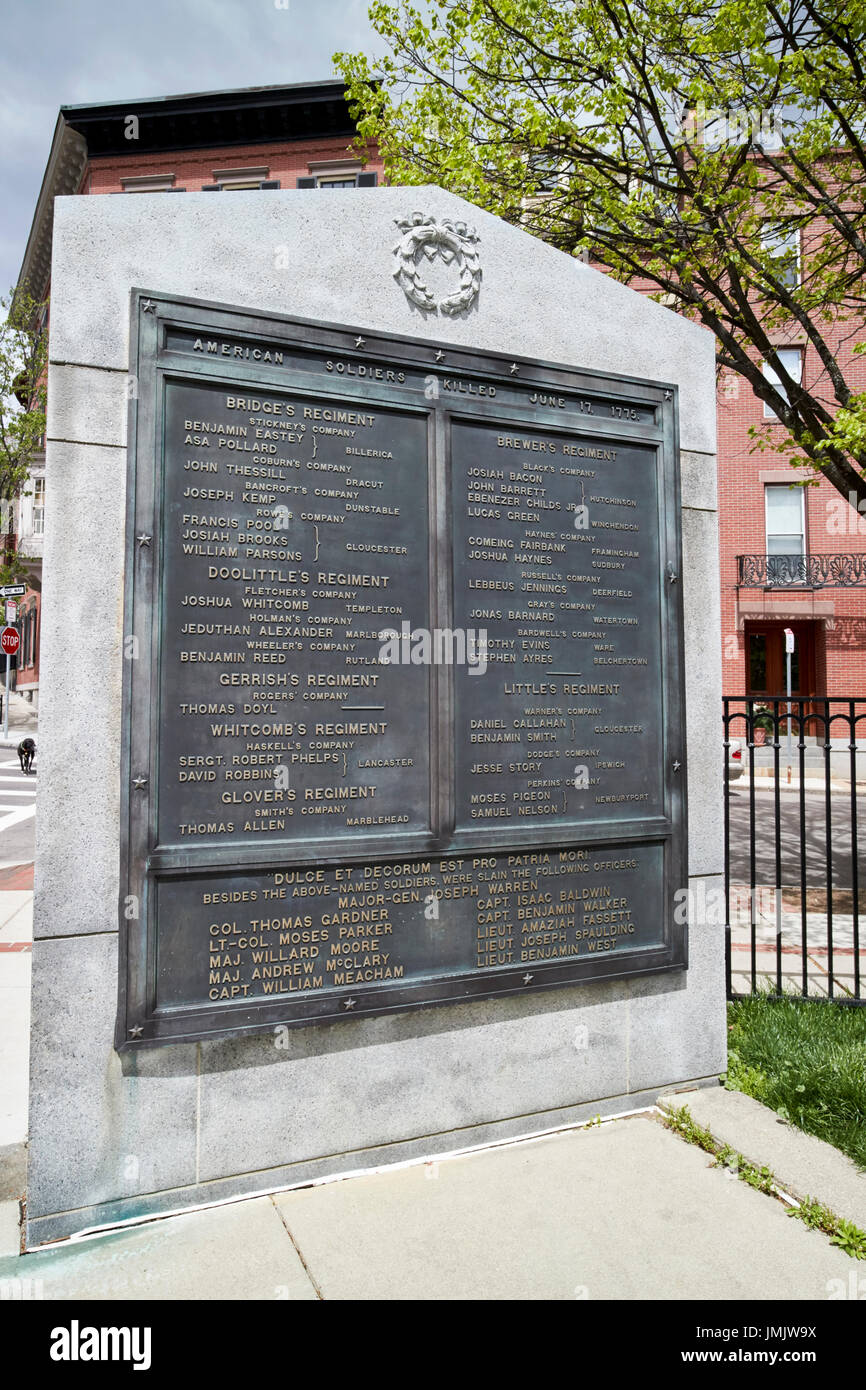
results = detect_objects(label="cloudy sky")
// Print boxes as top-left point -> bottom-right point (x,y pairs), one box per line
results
0,0 -> 383,292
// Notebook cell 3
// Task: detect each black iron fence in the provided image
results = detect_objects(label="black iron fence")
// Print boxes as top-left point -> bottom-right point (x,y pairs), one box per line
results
723,697 -> 865,1005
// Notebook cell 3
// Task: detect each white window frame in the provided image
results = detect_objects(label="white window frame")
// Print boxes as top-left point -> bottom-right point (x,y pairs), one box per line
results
120,173 -> 177,193
306,159 -> 364,189
762,346 -> 802,420
32,477 -> 45,537
765,484 -> 805,557
211,166 -> 271,190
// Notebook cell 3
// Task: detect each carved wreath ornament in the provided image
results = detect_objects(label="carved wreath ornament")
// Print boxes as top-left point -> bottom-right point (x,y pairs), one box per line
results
392,213 -> 482,315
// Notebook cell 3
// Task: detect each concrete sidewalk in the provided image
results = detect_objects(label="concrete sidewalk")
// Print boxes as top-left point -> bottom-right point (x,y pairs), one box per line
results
0,887 -> 31,1160
0,1107 -> 861,1300
658,1087 -> 866,1232
0,690 -> 37,748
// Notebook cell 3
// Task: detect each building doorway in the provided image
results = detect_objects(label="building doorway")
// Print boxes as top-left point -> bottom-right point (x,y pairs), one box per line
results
744,620 -> 819,698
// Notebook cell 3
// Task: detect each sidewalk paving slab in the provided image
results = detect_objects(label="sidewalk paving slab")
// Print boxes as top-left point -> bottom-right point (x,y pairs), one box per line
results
0,890 -> 33,944
272,1115 -> 856,1300
658,1086 -> 866,1230
0,1111 -> 860,1301
0,1197 -> 20,1257
0,949 -> 30,1148
0,1196 -> 317,1300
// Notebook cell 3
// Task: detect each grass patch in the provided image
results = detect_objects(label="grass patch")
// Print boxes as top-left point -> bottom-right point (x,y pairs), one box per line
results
725,994 -> 866,1170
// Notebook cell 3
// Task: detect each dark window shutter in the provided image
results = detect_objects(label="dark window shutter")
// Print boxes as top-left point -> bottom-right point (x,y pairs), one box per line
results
167,187 -> 187,192
259,180 -> 281,190
296,177 -> 316,189
201,184 -> 221,191
357,172 -> 378,187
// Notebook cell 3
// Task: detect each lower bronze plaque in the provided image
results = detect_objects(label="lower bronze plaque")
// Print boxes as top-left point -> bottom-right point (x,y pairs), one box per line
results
117,292 -> 687,1046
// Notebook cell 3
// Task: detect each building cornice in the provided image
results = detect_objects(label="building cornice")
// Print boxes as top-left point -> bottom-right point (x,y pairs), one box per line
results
62,80 -> 357,158
16,80 -> 373,305
16,116 -> 87,303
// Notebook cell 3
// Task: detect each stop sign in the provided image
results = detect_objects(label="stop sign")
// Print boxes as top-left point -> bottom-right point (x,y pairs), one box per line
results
1,626 -> 19,656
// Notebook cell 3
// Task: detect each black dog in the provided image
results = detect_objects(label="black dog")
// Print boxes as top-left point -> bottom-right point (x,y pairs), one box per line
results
17,738 -> 35,774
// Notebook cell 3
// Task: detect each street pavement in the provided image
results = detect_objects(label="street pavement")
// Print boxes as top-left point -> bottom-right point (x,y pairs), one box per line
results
728,786 -> 866,893
0,755 -> 36,869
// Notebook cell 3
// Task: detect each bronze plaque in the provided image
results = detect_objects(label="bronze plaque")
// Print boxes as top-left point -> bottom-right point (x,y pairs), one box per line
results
117,292 -> 686,1046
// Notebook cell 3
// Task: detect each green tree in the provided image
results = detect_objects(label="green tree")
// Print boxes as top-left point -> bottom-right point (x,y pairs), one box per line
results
336,0 -> 866,505
0,286 -> 47,584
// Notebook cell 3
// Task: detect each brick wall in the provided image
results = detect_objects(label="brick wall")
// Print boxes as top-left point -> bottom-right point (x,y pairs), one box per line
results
716,327 -> 866,698
84,137 -> 382,194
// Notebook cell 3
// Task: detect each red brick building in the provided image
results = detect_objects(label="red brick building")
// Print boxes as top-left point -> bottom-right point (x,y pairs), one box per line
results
716,329 -> 866,702
14,80 -> 383,706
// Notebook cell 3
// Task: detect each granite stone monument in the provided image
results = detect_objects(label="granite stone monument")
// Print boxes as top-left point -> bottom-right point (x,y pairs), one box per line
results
28,186 -> 724,1244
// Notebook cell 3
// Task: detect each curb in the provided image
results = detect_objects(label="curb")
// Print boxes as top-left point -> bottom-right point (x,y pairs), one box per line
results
658,1086 -> 866,1234
739,775 -> 858,792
